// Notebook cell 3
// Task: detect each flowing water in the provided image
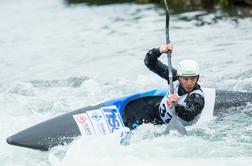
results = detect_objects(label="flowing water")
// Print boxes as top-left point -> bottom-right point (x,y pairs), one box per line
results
1,0 -> 252,165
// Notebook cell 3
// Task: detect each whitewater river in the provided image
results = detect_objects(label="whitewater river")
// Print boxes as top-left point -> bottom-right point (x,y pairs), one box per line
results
1,0 -> 252,165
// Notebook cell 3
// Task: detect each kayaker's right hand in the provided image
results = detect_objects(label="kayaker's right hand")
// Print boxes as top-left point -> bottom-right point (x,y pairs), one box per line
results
159,44 -> 173,54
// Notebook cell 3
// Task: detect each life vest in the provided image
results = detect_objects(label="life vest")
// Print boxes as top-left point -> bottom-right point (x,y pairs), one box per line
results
159,80 -> 204,126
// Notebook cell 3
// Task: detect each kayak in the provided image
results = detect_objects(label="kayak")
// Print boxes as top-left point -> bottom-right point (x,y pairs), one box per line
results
6,88 -> 252,151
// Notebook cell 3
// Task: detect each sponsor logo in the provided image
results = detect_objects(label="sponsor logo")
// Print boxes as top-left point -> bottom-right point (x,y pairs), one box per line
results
102,106 -> 123,133
87,109 -> 110,135
166,100 -> 172,109
73,106 -> 124,135
73,113 -> 94,136
100,123 -> 107,135
76,114 -> 88,123
83,123 -> 92,135
90,112 -> 103,122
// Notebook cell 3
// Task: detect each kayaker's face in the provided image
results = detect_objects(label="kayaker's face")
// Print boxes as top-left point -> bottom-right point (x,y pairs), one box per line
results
179,76 -> 198,92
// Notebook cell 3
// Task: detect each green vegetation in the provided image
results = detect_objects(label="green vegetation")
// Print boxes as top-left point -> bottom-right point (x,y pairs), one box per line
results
64,0 -> 252,11
65,0 -> 251,6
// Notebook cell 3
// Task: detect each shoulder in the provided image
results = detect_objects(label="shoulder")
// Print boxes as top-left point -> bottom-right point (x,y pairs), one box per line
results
191,84 -> 204,96
188,90 -> 205,107
188,85 -> 205,102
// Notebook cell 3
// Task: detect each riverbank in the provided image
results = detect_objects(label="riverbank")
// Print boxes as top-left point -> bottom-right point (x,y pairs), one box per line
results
64,0 -> 252,16
64,0 -> 252,8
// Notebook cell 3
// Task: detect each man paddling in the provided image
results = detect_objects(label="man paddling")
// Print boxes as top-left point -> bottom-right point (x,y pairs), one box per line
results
144,44 -> 205,126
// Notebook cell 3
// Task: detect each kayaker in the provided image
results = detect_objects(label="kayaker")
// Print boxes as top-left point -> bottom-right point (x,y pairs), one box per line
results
144,44 -> 205,126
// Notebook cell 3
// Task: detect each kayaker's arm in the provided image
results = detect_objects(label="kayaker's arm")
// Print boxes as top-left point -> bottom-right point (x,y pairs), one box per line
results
175,93 -> 205,122
144,48 -> 177,83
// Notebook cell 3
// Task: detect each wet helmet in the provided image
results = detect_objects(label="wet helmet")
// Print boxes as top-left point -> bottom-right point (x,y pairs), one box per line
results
177,59 -> 200,76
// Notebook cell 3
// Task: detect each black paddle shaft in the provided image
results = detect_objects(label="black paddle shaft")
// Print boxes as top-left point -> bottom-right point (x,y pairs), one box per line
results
165,12 -> 174,94
165,2 -> 176,111
163,1 -> 187,136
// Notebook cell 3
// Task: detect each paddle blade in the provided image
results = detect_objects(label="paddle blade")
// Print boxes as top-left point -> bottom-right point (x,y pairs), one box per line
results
164,117 -> 187,136
119,127 -> 133,146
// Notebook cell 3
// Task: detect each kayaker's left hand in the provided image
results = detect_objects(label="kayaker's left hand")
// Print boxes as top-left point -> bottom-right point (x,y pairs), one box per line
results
168,94 -> 179,104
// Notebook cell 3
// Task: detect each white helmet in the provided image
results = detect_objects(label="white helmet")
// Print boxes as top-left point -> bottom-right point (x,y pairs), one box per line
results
177,59 -> 200,76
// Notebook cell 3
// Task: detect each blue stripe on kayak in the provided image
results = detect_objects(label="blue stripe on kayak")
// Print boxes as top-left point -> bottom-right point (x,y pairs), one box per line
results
102,88 -> 167,116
